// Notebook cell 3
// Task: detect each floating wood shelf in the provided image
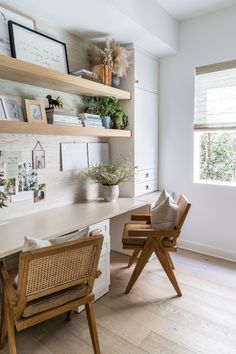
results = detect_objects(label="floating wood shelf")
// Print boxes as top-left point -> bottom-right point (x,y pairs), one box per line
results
0,55 -> 131,100
0,121 -> 131,138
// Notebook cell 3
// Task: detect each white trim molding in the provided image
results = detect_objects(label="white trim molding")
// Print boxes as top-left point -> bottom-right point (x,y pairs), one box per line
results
178,239 -> 236,263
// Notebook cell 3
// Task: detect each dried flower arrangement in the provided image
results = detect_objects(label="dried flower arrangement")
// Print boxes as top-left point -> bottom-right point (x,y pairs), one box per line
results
87,39 -> 131,78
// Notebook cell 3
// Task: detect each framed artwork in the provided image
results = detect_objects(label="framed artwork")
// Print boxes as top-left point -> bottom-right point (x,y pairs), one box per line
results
0,96 -> 24,121
25,99 -> 47,124
34,183 -> 46,203
0,4 -> 35,56
0,98 -> 7,120
8,21 -> 70,73
32,141 -> 45,169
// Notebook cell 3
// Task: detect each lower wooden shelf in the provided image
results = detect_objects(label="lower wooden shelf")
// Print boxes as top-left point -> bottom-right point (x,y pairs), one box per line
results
0,121 -> 131,138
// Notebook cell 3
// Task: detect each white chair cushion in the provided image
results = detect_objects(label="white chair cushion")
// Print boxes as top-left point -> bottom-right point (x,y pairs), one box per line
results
151,197 -> 179,230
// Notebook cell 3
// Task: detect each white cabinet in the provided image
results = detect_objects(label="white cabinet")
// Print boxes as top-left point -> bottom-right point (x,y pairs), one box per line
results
110,47 -> 158,197
134,49 -> 158,93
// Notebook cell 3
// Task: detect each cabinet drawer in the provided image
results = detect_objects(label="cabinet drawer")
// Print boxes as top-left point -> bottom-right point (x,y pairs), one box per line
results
135,169 -> 157,183
89,219 -> 109,238
94,252 -> 110,294
134,179 -> 158,196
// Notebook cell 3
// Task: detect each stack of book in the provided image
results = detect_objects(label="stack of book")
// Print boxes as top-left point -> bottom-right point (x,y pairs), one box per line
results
78,113 -> 104,128
90,64 -> 112,86
70,69 -> 101,83
46,108 -> 83,126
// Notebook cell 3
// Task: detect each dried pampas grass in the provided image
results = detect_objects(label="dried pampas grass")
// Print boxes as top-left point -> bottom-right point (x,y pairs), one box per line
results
87,39 -> 132,78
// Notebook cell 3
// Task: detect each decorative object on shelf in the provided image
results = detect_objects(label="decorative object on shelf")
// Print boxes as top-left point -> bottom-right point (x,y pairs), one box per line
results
112,74 -> 120,88
46,107 -> 82,126
8,21 -> 69,73
0,95 -> 24,121
70,68 -> 101,83
46,95 -> 63,108
25,99 -> 47,124
0,98 -> 7,120
87,39 -> 131,87
85,96 -> 128,130
83,159 -> 135,201
0,191 -> 8,208
90,64 -> 111,86
32,141 -> 45,169
0,4 -> 35,56
34,183 -> 46,202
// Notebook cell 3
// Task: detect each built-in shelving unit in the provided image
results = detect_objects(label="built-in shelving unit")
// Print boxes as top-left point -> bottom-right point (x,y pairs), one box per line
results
0,121 -> 131,137
0,55 -> 132,138
0,55 -> 131,99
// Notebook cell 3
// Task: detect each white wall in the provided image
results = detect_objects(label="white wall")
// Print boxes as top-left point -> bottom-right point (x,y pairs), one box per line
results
159,5 -> 236,262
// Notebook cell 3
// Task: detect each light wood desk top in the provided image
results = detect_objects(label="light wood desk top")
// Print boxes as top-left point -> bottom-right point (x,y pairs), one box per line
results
0,197 -> 152,259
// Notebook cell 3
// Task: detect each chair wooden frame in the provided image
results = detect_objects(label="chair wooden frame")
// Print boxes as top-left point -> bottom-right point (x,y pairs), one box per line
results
0,234 -> 103,354
122,195 -> 191,296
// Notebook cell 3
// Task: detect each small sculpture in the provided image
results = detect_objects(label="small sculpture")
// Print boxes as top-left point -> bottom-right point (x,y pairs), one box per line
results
46,95 -> 63,108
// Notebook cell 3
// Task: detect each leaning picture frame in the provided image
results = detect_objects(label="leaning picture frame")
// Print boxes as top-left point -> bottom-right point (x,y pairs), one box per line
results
25,99 -> 47,124
8,21 -> 70,73
0,3 -> 36,56
0,95 -> 24,121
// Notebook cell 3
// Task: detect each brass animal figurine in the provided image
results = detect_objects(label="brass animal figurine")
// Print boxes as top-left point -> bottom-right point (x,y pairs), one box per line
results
46,95 -> 63,108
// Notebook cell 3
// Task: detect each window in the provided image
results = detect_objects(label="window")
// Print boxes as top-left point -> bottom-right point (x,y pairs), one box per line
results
194,60 -> 236,185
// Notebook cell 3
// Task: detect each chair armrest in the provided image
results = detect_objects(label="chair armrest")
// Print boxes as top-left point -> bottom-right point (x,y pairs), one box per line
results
131,214 -> 151,223
0,262 -> 18,306
128,229 -> 180,239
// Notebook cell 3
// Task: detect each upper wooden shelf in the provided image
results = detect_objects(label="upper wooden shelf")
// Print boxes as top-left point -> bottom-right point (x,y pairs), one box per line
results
0,121 -> 131,138
0,55 -> 131,100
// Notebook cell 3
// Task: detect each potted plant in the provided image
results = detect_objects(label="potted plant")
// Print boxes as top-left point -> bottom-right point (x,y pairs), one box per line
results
84,160 -> 135,201
86,96 -> 129,129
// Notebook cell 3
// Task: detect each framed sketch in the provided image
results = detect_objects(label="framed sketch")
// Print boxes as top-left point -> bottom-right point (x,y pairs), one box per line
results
8,21 -> 70,73
0,98 -> 7,120
0,4 -> 35,56
0,96 -> 24,121
25,99 -> 47,124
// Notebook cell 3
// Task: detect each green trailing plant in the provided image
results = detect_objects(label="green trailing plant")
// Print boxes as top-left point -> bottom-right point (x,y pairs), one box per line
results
84,160 -> 135,186
0,192 -> 8,209
85,97 -> 129,129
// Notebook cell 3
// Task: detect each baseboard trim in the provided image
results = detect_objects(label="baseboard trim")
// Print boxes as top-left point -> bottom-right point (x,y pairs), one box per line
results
178,239 -> 236,263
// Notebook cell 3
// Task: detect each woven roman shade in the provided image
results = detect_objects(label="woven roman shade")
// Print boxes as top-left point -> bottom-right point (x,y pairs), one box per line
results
195,60 -> 236,131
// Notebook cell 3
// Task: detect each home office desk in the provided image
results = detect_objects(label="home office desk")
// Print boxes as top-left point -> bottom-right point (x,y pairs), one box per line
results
0,195 -> 158,259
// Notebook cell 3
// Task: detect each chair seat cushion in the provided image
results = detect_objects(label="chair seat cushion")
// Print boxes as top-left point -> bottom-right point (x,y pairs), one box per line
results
122,223 -> 151,246
22,283 -> 88,318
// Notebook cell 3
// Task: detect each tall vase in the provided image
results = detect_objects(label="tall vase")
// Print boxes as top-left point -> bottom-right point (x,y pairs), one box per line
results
101,185 -> 119,202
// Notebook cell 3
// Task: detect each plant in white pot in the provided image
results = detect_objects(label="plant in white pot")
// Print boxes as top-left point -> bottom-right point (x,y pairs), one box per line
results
84,160 -> 135,201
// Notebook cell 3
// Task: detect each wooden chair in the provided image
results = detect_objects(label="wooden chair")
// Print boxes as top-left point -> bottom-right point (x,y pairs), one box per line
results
0,234 -> 103,354
122,194 -> 191,296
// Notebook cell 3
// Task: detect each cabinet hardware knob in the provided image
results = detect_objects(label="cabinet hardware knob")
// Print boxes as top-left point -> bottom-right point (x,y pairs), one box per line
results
135,80 -> 139,84
145,173 -> 149,178
145,185 -> 149,190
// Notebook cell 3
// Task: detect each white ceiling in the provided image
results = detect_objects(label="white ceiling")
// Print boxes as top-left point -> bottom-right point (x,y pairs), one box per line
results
155,0 -> 236,21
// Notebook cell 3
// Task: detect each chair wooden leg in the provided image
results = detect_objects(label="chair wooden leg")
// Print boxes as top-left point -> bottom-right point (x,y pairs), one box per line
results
6,305 -> 16,354
127,249 -> 140,268
85,302 -> 100,354
154,241 -> 182,296
66,310 -> 74,321
125,239 -> 154,294
0,290 -> 7,349
166,252 -> 175,270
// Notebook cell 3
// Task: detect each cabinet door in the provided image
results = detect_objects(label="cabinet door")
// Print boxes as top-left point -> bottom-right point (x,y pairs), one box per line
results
135,50 -> 158,93
134,88 -> 158,171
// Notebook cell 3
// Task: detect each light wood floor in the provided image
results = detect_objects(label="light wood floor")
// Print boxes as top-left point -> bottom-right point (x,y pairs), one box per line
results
2,249 -> 236,354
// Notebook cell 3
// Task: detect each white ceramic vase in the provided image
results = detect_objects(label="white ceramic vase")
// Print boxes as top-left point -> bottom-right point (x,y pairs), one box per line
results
101,184 -> 119,202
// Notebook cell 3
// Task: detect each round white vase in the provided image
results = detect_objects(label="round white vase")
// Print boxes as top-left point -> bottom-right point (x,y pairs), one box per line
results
101,185 -> 119,202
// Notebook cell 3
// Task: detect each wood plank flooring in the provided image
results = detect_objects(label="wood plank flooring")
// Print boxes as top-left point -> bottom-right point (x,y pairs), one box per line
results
2,249 -> 236,354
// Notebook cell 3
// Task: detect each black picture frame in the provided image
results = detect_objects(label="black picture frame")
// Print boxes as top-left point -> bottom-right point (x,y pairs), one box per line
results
8,20 -> 70,74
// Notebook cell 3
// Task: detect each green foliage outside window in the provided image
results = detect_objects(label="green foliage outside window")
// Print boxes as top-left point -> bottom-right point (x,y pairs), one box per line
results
199,132 -> 236,183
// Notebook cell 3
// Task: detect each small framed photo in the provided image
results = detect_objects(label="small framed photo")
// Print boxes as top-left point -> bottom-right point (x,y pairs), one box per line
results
0,98 -> 7,120
0,96 -> 24,121
25,99 -> 47,124
33,149 -> 45,169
